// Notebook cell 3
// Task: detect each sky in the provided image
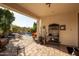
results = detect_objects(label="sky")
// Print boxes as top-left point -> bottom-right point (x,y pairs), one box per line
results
0,6 -> 37,28
12,11 -> 37,28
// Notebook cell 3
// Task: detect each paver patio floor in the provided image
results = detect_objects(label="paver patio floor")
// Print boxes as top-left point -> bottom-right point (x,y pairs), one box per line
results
0,35 -> 70,56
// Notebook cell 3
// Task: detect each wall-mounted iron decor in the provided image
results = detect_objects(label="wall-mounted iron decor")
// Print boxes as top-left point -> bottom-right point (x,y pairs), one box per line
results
48,23 -> 60,44
60,25 -> 66,30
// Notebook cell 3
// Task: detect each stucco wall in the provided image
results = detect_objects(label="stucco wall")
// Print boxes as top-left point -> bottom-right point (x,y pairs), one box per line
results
41,12 -> 78,47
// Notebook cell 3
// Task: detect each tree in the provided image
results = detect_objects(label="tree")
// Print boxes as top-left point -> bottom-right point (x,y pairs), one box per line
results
0,8 -> 15,37
12,25 -> 31,33
31,22 -> 37,32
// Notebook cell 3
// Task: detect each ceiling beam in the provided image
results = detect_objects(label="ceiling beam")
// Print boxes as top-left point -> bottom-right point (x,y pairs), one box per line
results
0,3 -> 40,20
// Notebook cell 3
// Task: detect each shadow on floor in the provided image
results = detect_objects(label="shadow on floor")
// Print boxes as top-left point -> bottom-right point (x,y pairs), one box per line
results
0,40 -> 18,56
34,39 -> 70,55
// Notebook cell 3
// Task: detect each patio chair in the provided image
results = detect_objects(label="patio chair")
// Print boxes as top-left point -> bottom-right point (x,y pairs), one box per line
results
17,45 -> 25,56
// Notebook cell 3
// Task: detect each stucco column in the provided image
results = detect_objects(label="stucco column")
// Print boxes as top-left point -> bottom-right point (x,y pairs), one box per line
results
37,20 -> 39,39
37,19 -> 42,39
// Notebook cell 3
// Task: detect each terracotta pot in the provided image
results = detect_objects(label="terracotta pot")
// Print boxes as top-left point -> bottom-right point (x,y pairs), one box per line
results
32,32 -> 37,39
0,38 -> 9,48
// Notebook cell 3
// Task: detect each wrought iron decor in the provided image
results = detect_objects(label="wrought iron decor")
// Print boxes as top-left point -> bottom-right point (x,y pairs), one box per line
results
48,23 -> 60,43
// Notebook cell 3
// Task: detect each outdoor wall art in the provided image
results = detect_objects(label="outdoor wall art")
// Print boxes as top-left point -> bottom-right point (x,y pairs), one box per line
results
60,25 -> 66,30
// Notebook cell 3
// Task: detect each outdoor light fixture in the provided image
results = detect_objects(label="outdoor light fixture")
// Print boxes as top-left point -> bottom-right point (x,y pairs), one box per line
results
46,3 -> 51,7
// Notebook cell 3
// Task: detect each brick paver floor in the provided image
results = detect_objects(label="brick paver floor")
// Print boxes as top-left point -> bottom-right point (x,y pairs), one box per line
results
0,35 -> 70,56
24,42 -> 70,56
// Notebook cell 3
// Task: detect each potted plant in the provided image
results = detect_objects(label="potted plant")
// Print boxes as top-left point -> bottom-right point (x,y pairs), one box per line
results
31,22 -> 37,40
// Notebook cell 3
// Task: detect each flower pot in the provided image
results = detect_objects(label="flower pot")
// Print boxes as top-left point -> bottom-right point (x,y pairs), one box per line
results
0,38 -> 9,49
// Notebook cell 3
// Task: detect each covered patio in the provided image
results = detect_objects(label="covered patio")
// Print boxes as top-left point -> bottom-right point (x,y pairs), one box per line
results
0,3 -> 79,56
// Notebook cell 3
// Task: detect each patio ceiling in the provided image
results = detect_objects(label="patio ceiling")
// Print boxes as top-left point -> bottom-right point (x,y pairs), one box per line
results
1,3 -> 79,19
19,3 -> 79,17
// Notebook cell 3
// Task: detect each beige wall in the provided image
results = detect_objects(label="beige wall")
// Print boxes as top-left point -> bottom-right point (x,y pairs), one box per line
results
40,12 -> 78,47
